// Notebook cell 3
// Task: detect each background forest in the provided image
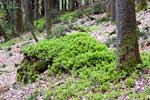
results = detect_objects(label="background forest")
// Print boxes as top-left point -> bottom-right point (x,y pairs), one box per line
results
0,0 -> 150,100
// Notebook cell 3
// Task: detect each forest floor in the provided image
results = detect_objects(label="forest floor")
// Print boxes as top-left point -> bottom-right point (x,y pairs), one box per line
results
0,9 -> 150,100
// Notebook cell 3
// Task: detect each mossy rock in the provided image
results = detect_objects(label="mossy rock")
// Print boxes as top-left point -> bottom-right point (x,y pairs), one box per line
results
33,60 -> 48,73
17,58 -> 48,83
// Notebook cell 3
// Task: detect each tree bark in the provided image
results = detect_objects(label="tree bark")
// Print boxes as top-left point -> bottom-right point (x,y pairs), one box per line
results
116,0 -> 142,71
111,0 -> 116,21
24,0 -> 38,42
44,0 -> 52,38
15,0 -> 23,34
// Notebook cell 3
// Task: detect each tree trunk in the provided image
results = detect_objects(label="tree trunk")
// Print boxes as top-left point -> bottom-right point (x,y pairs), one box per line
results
105,0 -> 111,17
69,0 -> 75,11
44,0 -> 52,38
24,0 -> 38,42
15,0 -> 23,34
116,0 -> 142,71
111,0 -> 116,21
34,0 -> 39,19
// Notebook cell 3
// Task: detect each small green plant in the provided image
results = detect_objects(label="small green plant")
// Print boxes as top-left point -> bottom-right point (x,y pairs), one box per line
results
144,86 -> 150,94
96,17 -> 111,24
59,10 -> 83,23
24,94 -> 37,100
141,52 -> 150,68
100,85 -> 108,93
125,77 -> 135,87
73,25 -> 97,32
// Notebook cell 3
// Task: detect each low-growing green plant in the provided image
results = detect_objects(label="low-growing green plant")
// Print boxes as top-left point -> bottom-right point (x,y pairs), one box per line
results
0,38 -> 16,49
24,94 -> 37,100
144,86 -> 150,94
73,25 -> 97,32
125,77 -> 135,87
141,52 -> 150,68
59,10 -> 83,23
96,17 -> 111,24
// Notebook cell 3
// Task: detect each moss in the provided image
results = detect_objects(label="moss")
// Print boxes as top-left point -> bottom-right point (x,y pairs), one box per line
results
136,0 -> 147,11
117,30 -> 141,71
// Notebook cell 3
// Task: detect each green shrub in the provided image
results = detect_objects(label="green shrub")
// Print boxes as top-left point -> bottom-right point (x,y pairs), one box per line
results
18,32 -> 115,83
141,52 -> 150,68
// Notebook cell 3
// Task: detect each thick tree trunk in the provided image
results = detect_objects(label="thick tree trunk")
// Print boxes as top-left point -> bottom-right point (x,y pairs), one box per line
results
15,0 -> 23,34
116,0 -> 142,71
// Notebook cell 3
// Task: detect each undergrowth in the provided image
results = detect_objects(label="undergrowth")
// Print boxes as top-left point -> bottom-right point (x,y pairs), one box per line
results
18,32 -> 117,83
18,32 -> 150,99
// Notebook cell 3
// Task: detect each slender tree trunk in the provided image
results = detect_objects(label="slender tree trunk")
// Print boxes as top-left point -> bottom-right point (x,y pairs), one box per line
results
64,0 -> 67,11
44,0 -> 52,38
116,0 -> 142,71
69,0 -> 74,11
15,0 -> 23,34
41,0 -> 45,16
24,0 -> 38,42
111,0 -> 116,21
105,0 -> 111,17
34,0 -> 39,19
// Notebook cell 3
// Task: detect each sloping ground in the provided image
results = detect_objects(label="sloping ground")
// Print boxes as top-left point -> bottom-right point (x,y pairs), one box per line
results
0,9 -> 150,100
